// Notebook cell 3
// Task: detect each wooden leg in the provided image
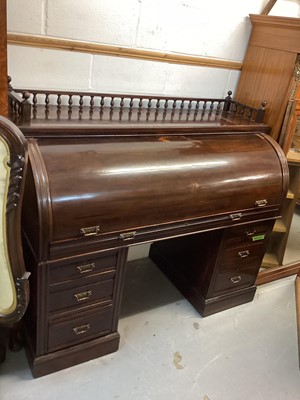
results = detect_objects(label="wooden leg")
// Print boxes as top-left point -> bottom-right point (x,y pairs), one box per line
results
0,322 -> 25,364
8,322 -> 23,352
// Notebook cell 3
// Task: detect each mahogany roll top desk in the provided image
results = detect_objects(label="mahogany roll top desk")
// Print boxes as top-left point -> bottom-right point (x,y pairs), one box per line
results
8,86 -> 289,377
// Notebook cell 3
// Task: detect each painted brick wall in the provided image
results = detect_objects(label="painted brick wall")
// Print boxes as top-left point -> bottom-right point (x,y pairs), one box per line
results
7,0 -> 269,97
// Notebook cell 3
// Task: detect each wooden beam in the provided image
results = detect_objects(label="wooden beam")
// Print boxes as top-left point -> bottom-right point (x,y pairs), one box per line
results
256,262 -> 300,286
0,0 -> 8,117
261,0 -> 277,15
7,33 -> 243,71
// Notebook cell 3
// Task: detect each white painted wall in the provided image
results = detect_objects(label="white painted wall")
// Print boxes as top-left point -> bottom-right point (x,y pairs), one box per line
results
7,0 -> 272,260
7,0 -> 270,97
270,0 -> 300,17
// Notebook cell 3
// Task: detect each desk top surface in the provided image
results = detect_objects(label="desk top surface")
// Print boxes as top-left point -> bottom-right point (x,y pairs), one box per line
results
15,106 -> 270,136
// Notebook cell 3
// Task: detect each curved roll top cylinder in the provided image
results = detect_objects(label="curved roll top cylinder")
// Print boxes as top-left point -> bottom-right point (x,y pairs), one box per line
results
29,132 -> 288,248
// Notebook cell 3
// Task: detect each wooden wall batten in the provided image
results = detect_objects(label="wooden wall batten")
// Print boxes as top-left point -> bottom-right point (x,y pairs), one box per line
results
0,0 -> 8,117
7,33 -> 243,71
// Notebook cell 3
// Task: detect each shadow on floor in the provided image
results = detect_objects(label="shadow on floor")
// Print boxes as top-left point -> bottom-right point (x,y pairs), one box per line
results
120,258 -> 183,318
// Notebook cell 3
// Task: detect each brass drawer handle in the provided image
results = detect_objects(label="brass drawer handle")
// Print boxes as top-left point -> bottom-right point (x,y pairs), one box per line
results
255,199 -> 268,207
73,324 -> 90,335
80,226 -> 100,236
245,229 -> 266,241
230,276 -> 242,284
119,231 -> 137,241
230,213 -> 242,221
76,263 -> 95,274
74,290 -> 92,302
238,250 -> 250,258
245,230 -> 256,237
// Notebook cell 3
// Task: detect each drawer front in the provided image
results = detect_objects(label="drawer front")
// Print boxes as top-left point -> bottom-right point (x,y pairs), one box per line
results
224,223 -> 270,248
48,304 -> 113,351
212,267 -> 258,296
49,251 -> 118,284
49,279 -> 114,312
219,242 -> 265,272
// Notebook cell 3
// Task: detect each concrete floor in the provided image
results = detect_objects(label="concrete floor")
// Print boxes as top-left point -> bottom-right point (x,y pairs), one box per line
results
0,258 -> 299,400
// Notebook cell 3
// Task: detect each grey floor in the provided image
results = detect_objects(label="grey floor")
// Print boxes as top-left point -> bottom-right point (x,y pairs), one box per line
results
0,258 -> 300,400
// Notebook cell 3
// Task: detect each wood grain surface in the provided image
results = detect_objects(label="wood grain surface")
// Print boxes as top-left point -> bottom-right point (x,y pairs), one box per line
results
7,32 -> 243,71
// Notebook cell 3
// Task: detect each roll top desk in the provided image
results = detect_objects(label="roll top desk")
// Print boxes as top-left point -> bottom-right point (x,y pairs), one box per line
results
8,87 -> 289,377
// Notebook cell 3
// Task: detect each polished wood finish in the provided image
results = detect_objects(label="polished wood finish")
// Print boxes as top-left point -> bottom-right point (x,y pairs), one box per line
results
0,0 -> 8,116
8,85 -> 267,131
0,117 -> 29,325
16,107 -> 270,137
8,92 -> 287,376
33,134 -> 285,247
0,116 -> 30,363
235,14 -> 300,142
150,220 -> 274,316
22,229 -> 128,377
25,332 -> 121,378
256,262 -> 300,286
7,33 -> 243,71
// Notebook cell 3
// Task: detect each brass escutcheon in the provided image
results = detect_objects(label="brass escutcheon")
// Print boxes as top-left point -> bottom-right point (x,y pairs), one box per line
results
74,290 -> 92,302
255,199 -> 268,207
230,276 -> 242,284
80,226 -> 100,236
76,263 -> 96,274
230,213 -> 242,221
119,231 -> 137,241
238,250 -> 250,258
73,324 -> 90,335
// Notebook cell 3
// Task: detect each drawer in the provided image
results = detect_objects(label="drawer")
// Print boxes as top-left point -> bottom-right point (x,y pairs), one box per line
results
212,266 -> 258,296
49,251 -> 118,284
224,223 -> 270,247
49,278 -> 114,313
48,304 -> 113,351
219,242 -> 265,272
